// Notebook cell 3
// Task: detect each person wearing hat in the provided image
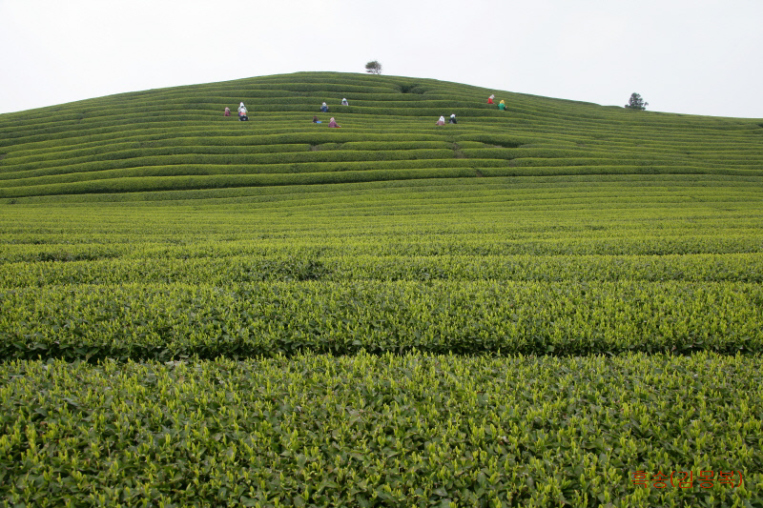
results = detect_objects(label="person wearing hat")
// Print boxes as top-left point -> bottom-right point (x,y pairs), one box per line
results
238,102 -> 248,121
435,116 -> 446,126
499,100 -> 506,111
341,98 -> 349,106
449,113 -> 457,124
329,117 -> 341,128
321,102 -> 329,112
487,94 -> 495,104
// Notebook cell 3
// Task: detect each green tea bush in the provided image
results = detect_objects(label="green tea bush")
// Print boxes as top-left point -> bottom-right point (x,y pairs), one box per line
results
0,149 -> 458,183
5,253 -> 763,287
0,167 -> 482,197
0,353 -> 760,507
1,280 -> 762,361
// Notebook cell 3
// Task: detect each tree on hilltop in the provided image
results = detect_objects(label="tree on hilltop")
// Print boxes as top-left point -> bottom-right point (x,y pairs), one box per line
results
365,61 -> 382,75
625,93 -> 648,111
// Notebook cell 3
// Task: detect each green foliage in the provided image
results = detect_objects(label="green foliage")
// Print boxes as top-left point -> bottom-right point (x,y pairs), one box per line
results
2,280 -> 763,361
365,60 -> 382,74
625,93 -> 649,111
1,176 -> 763,361
1,73 -> 760,198
0,353 -> 761,507
1,72 -> 762,506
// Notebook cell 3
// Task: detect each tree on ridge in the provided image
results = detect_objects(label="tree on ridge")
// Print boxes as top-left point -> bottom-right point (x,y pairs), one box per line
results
625,93 -> 649,110
365,61 -> 382,75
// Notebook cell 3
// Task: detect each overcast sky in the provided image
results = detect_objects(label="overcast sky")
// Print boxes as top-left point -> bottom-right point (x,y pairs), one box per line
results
1,0 -> 762,118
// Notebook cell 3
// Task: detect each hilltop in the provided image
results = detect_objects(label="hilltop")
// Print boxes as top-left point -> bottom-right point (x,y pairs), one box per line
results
1,71 -> 761,202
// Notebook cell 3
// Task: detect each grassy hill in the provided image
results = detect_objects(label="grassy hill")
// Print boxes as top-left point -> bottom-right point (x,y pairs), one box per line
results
1,72 -> 762,507
1,71 -> 761,200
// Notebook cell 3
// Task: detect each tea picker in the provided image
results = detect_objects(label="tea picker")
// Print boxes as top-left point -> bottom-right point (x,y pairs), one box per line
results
238,102 -> 248,121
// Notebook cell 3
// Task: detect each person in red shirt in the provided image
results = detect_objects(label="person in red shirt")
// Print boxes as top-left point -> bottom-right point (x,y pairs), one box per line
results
487,94 -> 495,105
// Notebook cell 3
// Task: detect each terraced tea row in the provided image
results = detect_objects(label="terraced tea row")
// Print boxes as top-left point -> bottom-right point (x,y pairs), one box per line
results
3,280 -> 762,361
4,253 -> 763,286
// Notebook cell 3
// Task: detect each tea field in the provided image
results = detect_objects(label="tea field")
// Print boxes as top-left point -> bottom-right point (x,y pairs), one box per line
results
1,72 -> 762,506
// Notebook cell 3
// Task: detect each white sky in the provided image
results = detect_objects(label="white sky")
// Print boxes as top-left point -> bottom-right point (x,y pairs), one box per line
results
1,0 -> 762,118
